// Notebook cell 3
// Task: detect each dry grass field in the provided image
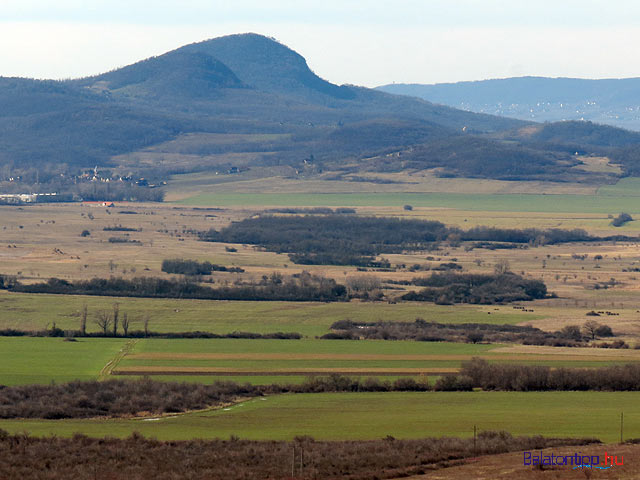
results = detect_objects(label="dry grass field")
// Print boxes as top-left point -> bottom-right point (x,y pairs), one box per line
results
2,196 -> 640,342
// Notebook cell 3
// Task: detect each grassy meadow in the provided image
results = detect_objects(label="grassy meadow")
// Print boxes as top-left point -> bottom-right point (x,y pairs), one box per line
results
2,391 -> 639,443
173,191 -> 640,214
0,337 -> 128,385
0,291 -> 536,336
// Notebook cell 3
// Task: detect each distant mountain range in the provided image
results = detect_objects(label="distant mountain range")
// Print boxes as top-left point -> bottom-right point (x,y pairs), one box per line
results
2,34 -> 640,191
377,77 -> 640,131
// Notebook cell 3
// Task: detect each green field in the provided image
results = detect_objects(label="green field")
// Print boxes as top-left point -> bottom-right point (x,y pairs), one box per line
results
5,336 -> 640,386
113,338 -> 640,382
132,338 -> 494,356
175,191 -> 640,213
597,177 -> 640,196
0,291 -> 536,336
2,391 -> 638,443
0,337 -> 128,385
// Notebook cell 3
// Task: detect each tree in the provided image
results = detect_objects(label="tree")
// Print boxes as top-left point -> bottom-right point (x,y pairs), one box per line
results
559,325 -> 582,341
80,303 -> 88,336
143,314 -> 150,337
95,310 -> 112,336
121,312 -> 130,336
494,259 -> 510,275
611,212 -> 633,227
112,303 -> 119,337
346,275 -> 381,295
467,331 -> 484,344
595,324 -> 614,337
583,320 -> 600,341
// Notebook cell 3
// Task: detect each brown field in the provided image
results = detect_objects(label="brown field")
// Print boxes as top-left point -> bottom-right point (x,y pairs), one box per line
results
127,351 -> 640,362
406,443 -> 637,479
112,366 -> 458,376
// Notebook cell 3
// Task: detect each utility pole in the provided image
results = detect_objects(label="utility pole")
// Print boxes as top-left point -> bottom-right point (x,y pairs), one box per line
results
473,425 -> 477,455
292,446 -> 295,477
621,412 -> 624,443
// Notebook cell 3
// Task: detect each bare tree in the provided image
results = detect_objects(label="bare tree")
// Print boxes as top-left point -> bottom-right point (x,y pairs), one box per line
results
112,303 -> 120,337
95,310 -> 112,336
80,303 -> 88,336
583,320 -> 600,341
143,314 -> 150,337
494,259 -> 511,275
121,312 -> 130,336
346,275 -> 381,295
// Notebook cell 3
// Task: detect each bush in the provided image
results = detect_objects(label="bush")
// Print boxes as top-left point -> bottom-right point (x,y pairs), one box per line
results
611,212 -> 633,227
595,324 -> 614,337
434,375 -> 474,391
161,259 -> 244,276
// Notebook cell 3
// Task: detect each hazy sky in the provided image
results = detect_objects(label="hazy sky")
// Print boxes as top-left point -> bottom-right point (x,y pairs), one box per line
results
2,0 -> 640,86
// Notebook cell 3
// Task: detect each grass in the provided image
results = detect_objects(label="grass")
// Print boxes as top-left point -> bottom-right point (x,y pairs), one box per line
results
5,335 -> 640,386
132,339 -> 496,355
2,391 -> 639,442
111,339 -> 640,383
0,337 -> 128,385
598,177 -> 640,196
0,291 -> 535,336
116,339 -> 492,380
174,191 -> 640,214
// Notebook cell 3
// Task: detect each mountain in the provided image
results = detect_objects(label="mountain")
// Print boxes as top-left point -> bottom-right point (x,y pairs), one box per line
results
1,34 -> 640,191
377,77 -> 640,131
181,33 -> 355,101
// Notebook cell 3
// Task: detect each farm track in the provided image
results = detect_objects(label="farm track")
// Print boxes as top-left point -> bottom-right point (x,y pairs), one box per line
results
99,339 -> 139,380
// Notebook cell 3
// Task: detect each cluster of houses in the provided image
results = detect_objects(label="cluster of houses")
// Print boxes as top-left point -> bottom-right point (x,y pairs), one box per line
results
0,193 -> 58,205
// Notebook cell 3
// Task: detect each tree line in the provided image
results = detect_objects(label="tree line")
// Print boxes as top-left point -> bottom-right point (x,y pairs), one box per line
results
438,358 -> 640,391
200,214 -> 635,266
323,318 -> 620,348
2,272 -> 348,302
161,258 -> 244,275
401,272 -> 547,304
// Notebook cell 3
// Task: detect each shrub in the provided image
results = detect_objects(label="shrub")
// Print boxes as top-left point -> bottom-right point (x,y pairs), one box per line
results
434,375 -> 474,391
611,212 -> 633,227
595,324 -> 614,337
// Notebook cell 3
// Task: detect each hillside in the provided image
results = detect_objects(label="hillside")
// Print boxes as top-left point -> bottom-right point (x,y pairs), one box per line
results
377,77 -> 640,131
78,50 -> 245,99
1,34 -> 640,195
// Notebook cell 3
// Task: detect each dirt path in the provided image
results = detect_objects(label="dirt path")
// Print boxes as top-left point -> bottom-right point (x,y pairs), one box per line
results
99,339 -> 139,380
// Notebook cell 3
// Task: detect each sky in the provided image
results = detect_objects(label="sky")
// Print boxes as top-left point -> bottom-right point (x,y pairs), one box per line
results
2,0 -> 640,87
